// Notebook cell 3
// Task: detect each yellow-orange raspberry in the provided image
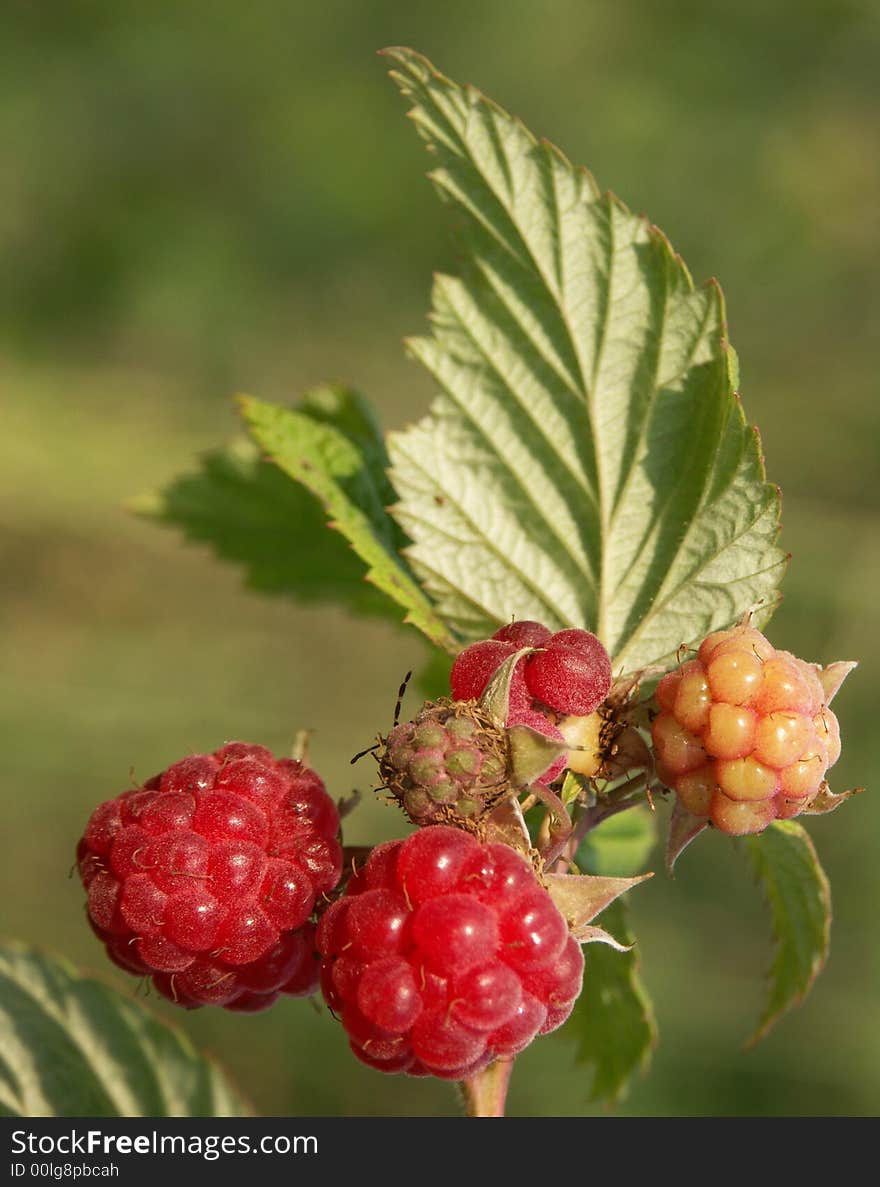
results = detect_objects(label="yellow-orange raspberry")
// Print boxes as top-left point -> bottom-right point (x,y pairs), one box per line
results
651,624 -> 843,836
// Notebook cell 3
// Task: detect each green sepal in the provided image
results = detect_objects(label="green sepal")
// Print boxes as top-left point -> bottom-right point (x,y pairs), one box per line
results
478,647 -> 533,724
507,723 -> 567,788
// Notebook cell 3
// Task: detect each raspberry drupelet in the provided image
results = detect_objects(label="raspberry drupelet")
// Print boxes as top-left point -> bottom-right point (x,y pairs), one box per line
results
76,742 -> 343,1010
652,626 -> 842,835
318,826 -> 583,1079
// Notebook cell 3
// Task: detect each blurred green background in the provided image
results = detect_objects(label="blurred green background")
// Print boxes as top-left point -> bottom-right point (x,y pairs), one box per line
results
3,0 -> 878,1116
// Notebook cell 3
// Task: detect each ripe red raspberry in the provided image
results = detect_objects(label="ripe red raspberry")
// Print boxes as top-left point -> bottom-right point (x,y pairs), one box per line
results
76,742 -> 343,1010
451,622 -> 612,718
651,626 -> 841,835
318,827 -> 583,1079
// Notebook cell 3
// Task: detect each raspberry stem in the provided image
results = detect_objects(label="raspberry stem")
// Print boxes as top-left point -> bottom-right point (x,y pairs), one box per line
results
553,776 -> 650,872
459,1058 -> 515,1118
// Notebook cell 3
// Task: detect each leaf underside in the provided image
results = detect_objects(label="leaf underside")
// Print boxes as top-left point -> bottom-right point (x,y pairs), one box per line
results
568,899 -> 656,1104
744,820 -> 831,1047
383,47 -> 787,669
0,945 -> 248,1117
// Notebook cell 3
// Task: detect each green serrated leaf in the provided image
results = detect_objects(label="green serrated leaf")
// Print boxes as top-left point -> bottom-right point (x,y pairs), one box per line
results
568,899 -> 656,1105
240,388 -> 457,652
744,820 -> 831,1047
0,945 -> 248,1117
577,806 -> 657,877
383,47 -> 787,668
132,436 -> 396,619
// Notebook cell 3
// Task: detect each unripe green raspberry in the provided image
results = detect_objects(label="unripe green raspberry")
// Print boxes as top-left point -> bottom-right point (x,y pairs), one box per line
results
378,700 -> 510,828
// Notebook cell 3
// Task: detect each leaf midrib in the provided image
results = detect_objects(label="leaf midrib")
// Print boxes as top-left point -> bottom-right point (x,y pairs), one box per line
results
415,68 -> 609,615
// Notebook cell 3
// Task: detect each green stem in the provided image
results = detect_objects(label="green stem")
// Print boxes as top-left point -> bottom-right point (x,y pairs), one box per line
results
459,1058 -> 515,1117
553,777 -> 650,873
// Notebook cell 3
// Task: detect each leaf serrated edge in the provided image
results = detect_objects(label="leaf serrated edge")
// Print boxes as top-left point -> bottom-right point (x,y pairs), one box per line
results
576,901 -> 658,1106
381,45 -> 789,665
239,394 -> 459,653
743,823 -> 831,1049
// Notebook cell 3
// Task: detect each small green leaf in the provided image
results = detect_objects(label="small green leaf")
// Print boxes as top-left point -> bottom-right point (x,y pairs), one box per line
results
577,806 -> 657,877
560,770 -> 588,806
568,899 -> 656,1105
507,725 -> 567,789
383,47 -> 786,667
744,820 -> 831,1046
240,388 -> 457,652
0,945 -> 248,1117
132,436 -> 396,619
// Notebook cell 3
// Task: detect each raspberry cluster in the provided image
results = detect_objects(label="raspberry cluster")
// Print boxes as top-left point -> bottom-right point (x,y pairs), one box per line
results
378,700 -> 508,827
77,742 -> 343,1010
450,622 -> 613,784
652,626 -> 840,835
317,827 -> 583,1078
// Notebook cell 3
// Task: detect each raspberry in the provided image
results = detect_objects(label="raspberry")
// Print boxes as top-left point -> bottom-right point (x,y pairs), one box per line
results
652,626 -> 842,835
318,827 -> 583,1079
525,629 -> 613,715
450,640 -> 531,708
77,741 -> 343,1009
378,700 -> 511,826
451,622 -> 612,719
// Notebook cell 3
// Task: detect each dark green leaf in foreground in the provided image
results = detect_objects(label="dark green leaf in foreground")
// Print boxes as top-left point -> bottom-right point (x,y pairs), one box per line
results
136,385 -> 456,648
568,899 -> 656,1105
744,820 -> 831,1047
132,436 -> 393,618
384,48 -> 787,667
0,945 -> 248,1117
241,388 -> 456,651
